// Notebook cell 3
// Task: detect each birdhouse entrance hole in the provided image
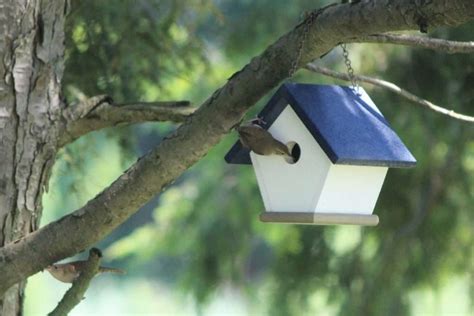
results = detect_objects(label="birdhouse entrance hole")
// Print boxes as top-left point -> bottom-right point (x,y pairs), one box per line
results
286,141 -> 300,164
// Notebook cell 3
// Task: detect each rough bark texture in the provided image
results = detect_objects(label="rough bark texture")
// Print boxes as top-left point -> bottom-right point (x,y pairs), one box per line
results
0,0 -> 67,314
0,0 -> 474,307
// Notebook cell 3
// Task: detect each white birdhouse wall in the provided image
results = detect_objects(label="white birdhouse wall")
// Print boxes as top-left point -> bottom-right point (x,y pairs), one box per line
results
250,105 -> 331,212
316,164 -> 387,214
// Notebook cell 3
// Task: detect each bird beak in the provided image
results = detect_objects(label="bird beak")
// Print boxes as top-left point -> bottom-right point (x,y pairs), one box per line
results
285,142 -> 297,164
284,156 -> 295,164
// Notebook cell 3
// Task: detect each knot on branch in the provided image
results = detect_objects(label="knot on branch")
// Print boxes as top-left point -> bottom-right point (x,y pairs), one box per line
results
66,95 -> 114,121
89,247 -> 102,258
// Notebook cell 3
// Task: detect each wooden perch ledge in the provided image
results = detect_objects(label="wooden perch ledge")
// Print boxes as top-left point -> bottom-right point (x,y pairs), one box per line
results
1,0 -> 474,295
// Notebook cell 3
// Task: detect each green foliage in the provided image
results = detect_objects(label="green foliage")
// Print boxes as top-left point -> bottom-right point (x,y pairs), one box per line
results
35,1 -> 474,314
64,0 -> 219,101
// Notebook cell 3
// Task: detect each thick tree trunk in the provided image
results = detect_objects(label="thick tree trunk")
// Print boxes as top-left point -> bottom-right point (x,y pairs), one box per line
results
0,1 -> 66,314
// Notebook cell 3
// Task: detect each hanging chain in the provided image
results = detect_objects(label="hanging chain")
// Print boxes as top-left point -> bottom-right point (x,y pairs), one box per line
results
288,11 -> 321,78
340,43 -> 360,94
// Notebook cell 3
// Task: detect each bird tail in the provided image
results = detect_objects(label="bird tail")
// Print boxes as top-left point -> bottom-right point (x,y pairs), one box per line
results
99,267 -> 126,275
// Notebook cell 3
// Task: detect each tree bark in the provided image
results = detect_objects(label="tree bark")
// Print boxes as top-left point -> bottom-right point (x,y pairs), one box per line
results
0,0 -> 67,314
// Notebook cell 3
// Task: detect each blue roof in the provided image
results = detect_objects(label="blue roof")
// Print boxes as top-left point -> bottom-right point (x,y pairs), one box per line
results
225,83 -> 416,167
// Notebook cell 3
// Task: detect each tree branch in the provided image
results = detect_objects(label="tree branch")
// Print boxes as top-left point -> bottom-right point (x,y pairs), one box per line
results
60,97 -> 194,146
305,63 -> 474,123
1,0 -> 474,295
349,33 -> 474,53
48,248 -> 102,316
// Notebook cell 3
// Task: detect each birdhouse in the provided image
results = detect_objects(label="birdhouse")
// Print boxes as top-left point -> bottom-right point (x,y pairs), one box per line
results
225,83 -> 416,226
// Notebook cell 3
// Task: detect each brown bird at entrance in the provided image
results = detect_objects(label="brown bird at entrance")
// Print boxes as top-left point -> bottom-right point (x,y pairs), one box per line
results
237,118 -> 294,163
46,261 -> 125,283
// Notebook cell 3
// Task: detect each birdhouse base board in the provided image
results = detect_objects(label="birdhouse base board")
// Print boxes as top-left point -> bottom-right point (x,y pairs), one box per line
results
260,212 -> 379,226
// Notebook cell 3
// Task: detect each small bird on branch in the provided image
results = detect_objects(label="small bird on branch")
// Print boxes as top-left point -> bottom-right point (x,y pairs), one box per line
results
237,118 -> 294,163
46,261 -> 125,283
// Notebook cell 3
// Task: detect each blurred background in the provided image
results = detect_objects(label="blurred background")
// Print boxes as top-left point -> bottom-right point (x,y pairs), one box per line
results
24,0 -> 474,315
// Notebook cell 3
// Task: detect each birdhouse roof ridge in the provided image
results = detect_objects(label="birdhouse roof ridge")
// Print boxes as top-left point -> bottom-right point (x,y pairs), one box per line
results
225,83 -> 416,167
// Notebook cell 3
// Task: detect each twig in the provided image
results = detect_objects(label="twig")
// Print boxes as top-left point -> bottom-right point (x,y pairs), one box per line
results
305,63 -> 474,123
48,248 -> 102,316
60,96 -> 194,146
349,33 -> 474,54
